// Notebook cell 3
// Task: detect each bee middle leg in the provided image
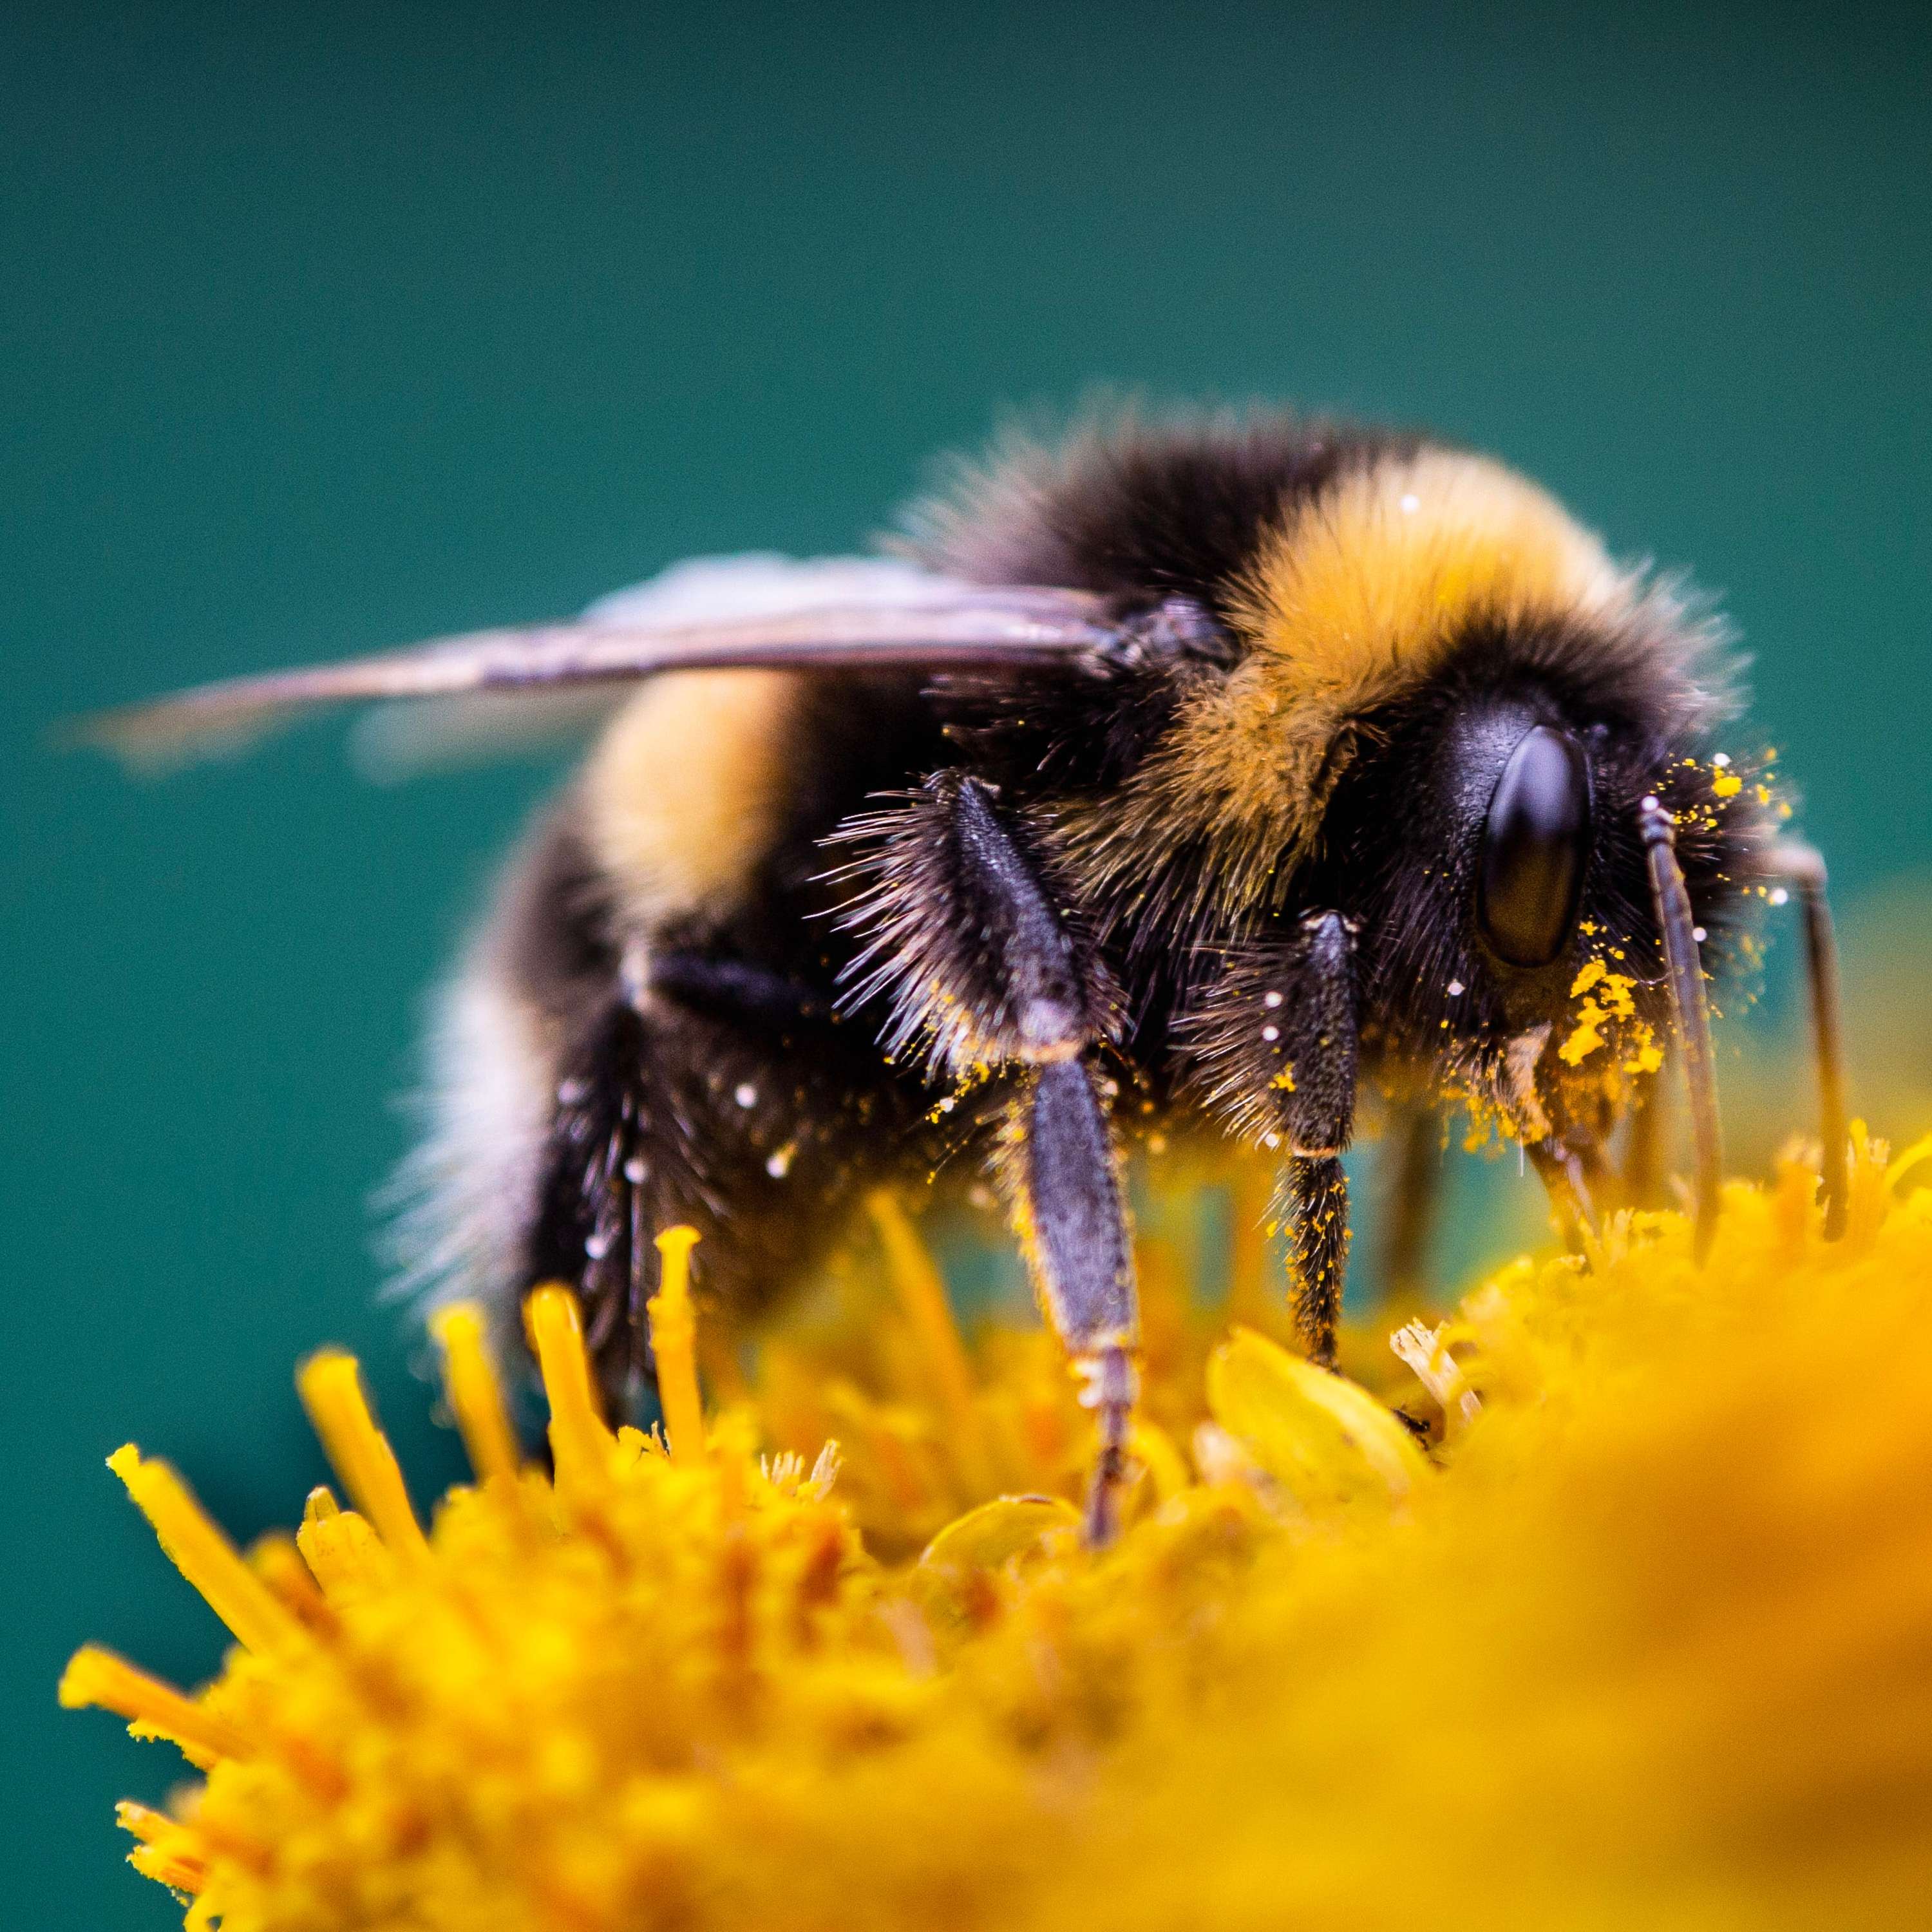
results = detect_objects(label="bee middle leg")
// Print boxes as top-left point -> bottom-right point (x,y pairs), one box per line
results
834,771 -> 1137,1545
1181,909 -> 1359,1367
1273,913 -> 1361,1368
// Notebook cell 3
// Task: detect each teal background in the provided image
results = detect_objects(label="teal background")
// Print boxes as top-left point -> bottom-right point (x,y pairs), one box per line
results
5,5 -> 1928,1918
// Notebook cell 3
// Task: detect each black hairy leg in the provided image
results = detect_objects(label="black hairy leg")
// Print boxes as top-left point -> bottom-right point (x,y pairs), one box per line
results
1282,1155 -> 1350,1365
643,951 -> 835,1030
522,963 -> 921,1418
833,770 -> 1137,1545
1184,909 -> 1361,1366
522,992 -> 699,1406
831,769 -> 1121,1077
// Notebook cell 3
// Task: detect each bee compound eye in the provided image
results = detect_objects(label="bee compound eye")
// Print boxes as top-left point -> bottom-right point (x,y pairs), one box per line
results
1477,726 -> 1591,967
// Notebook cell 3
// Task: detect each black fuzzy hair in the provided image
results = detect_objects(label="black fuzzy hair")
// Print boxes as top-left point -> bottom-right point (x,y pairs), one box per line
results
900,403 -> 1417,618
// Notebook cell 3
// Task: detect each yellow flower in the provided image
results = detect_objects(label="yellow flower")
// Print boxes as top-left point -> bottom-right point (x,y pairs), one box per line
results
63,1138 -> 1932,1931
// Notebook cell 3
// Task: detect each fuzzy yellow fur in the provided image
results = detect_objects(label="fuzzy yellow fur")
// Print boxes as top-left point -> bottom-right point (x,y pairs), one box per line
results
1057,451 -> 1636,915
583,670 -> 800,926
1225,449 -> 1629,837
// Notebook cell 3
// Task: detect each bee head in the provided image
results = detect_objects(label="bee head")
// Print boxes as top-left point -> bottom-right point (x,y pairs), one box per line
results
1311,602 -> 1772,1137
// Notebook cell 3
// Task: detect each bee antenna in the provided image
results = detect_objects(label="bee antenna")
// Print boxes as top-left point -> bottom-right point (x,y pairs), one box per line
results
1638,797 -> 1724,1260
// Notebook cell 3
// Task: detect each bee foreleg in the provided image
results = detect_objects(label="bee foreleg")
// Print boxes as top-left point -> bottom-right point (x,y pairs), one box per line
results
831,771 -> 1136,1544
1009,1056 -> 1139,1548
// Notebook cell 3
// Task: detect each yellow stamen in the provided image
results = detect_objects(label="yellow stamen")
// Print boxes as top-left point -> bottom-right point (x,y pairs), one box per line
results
117,1799 -> 177,1844
1128,1419 -> 1192,1504
869,1192 -> 989,1484
62,1130 -> 1932,1929
526,1285 -> 616,1490
648,1227 -> 706,1462
1208,1326 -> 1430,1504
247,1531 -> 337,1633
1388,1320 -> 1481,1437
428,1302 -> 523,1486
1885,1130 -> 1932,1195
59,1645 -> 246,1766
296,1352 -> 431,1562
117,1803 -> 208,1894
294,1485 -> 390,1595
106,1445 -> 298,1654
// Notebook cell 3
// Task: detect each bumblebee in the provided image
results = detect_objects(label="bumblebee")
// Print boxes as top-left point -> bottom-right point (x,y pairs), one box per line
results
91,412 -> 1848,1543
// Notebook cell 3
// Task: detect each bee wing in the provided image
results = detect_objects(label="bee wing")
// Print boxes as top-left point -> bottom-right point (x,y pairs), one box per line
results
348,556 -> 971,782
74,554 -> 1117,774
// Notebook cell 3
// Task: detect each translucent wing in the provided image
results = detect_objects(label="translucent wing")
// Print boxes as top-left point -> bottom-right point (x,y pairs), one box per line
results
350,556 -> 974,782
76,554 -> 1116,773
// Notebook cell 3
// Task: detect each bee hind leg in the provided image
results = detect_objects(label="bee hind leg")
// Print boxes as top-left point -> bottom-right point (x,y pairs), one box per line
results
520,964 -> 884,1425
522,990 -> 702,1416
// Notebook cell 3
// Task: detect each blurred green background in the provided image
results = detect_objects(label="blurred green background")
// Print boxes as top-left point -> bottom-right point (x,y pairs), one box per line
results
5,4 -> 1928,1918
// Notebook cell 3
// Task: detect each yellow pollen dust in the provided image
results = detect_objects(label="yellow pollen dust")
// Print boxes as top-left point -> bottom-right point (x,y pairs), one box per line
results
1558,958 -> 1643,1067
